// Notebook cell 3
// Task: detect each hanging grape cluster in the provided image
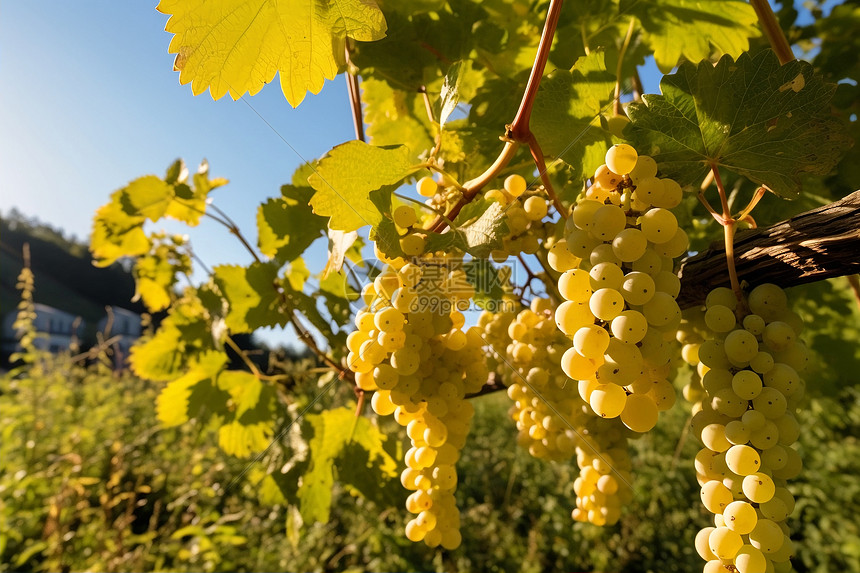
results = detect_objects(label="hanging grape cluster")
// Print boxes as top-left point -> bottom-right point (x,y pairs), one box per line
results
556,144 -> 684,431
479,297 -> 635,525
347,255 -> 488,550
686,284 -> 807,573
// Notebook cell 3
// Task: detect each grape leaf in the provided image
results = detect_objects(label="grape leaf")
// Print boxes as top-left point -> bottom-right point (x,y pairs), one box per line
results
321,229 -> 358,278
214,262 -> 289,333
282,282 -> 343,346
132,236 -> 191,312
217,372 -> 276,458
362,78 -> 433,157
156,351 -> 227,427
285,258 -> 309,291
257,185 -> 326,263
463,259 -> 507,310
530,51 -> 616,187
308,141 -> 414,232
622,0 -> 760,73
91,200 -> 150,268
439,60 -> 466,127
318,271 -> 356,327
133,255 -> 175,312
130,293 -> 216,381
91,161 -> 223,266
424,198 -> 509,258
298,407 -> 398,523
218,419 -> 273,459
625,51 -> 853,198
157,0 -> 387,107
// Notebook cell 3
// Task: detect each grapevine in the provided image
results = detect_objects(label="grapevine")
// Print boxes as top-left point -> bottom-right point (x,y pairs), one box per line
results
72,0 -> 859,571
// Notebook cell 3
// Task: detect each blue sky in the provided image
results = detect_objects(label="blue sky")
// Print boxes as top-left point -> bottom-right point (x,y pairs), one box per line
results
0,1 -> 824,347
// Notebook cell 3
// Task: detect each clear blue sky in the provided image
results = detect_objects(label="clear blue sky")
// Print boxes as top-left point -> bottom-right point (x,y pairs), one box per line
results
0,1 -> 822,347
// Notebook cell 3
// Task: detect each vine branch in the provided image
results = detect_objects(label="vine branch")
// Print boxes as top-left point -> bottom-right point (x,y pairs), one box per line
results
677,190 -> 860,308
751,0 -> 795,65
428,0 -> 565,231
345,43 -> 365,142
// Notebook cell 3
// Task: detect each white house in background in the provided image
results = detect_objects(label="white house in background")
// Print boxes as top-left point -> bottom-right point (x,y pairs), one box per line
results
97,306 -> 143,361
0,303 -> 84,354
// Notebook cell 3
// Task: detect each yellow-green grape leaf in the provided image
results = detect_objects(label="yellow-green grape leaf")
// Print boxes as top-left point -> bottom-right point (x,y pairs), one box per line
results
318,270 -> 355,327
626,51 -> 854,198
213,262 -> 289,332
218,370 -> 262,417
132,237 -> 191,312
121,175 -> 177,222
622,0 -> 760,73
130,293 -> 215,381
285,258 -> 309,291
217,371 -> 276,458
156,351 -> 227,427
257,185 -> 326,262
530,51 -> 616,193
308,141 -> 413,232
298,406 -> 398,523
157,0 -> 387,107
133,255 -> 174,312
423,198 -> 509,259
91,198 -> 150,267
218,420 -> 273,458
362,78 -> 433,157
321,229 -> 358,278
91,161 -> 223,266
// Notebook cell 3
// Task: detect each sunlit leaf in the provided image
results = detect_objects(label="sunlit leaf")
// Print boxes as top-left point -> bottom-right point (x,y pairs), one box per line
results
214,262 -> 289,332
308,141 -> 414,232
626,51 -> 853,197
157,0 -> 387,107
622,0 -> 760,73
257,185 -> 326,263
298,407 -> 397,523
531,51 -> 616,189
156,351 -> 227,427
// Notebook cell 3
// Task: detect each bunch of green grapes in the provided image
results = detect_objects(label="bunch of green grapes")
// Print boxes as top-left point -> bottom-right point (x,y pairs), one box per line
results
677,307 -> 709,406
691,284 -> 808,573
479,297 -> 635,526
415,175 -> 466,220
570,419 -> 634,526
557,144 -> 685,432
346,256 -> 489,550
481,174 -> 554,260
488,298 -> 591,461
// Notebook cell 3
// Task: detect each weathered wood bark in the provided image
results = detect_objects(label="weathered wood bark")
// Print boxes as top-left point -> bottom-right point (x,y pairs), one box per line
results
677,190 -> 860,308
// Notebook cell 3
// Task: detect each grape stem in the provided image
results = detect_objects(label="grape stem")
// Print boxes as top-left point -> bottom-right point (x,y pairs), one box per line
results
751,0 -> 795,65
428,0 -> 566,232
848,275 -> 860,311
735,186 -> 768,222
224,335 -> 285,382
418,85 -> 444,158
613,18 -> 636,117
708,165 -> 746,306
344,42 -> 365,142
527,136 -> 566,216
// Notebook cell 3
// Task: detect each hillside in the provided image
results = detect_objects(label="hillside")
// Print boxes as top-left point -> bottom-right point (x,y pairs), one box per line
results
1,212 -> 145,339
